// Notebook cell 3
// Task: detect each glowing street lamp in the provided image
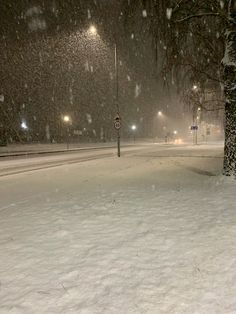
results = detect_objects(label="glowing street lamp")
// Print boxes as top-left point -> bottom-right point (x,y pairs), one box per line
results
21,121 -> 28,130
158,111 -> 163,117
87,24 -> 121,157
131,125 -> 137,143
63,115 -> 70,123
62,115 -> 71,149
173,130 -> 178,135
89,25 -> 97,35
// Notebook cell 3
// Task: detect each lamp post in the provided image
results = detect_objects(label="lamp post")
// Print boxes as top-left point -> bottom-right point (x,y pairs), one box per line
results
131,125 -> 137,143
114,42 -> 121,157
63,115 -> 71,150
192,85 -> 200,145
156,110 -> 164,141
88,25 -> 121,157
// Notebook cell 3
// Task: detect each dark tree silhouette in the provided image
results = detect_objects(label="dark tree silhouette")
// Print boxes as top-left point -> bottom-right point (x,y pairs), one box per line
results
123,0 -> 236,175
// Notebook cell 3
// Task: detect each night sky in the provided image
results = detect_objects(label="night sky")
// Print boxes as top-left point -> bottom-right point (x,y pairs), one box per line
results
0,1 -> 223,142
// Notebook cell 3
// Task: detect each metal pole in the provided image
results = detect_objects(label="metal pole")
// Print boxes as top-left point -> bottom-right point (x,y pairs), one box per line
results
67,126 -> 69,150
196,127 -> 198,145
115,43 -> 120,157
192,112 -> 195,145
196,114 -> 198,145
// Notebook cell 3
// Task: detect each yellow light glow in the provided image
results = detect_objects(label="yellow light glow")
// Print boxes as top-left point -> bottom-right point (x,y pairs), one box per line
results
89,25 -> 97,35
174,138 -> 183,144
63,115 -> 70,122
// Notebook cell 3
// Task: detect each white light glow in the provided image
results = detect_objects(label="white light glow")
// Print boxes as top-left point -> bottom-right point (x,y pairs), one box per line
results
63,115 -> 70,123
21,121 -> 28,130
131,125 -> 137,130
89,25 -> 97,35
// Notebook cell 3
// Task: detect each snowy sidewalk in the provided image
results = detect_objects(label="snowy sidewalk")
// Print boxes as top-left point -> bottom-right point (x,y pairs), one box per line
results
0,142 -> 118,157
0,143 -> 235,314
0,140 -> 150,156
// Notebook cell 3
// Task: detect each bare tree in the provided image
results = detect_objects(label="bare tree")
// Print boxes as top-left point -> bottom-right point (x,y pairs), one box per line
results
123,0 -> 236,175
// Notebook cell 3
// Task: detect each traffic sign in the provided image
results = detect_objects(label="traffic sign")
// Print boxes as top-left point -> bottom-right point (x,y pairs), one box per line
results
191,125 -> 198,131
114,120 -> 121,130
114,114 -> 121,130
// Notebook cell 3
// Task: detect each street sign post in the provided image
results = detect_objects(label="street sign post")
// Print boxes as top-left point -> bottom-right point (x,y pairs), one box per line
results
114,114 -> 121,157
114,116 -> 121,130
191,125 -> 198,145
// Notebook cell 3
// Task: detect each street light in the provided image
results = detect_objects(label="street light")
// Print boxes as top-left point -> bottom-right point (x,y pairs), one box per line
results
62,115 -> 71,149
156,111 -> 165,141
131,125 -> 137,143
63,115 -> 70,123
173,130 -> 178,144
87,24 -> 121,157
191,86 -> 200,144
21,121 -> 28,130
88,25 -> 97,35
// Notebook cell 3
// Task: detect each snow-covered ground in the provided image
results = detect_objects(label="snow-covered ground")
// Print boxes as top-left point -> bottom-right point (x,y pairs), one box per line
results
0,140 -> 148,156
0,143 -> 236,314
0,144 -> 149,176
0,142 -> 117,154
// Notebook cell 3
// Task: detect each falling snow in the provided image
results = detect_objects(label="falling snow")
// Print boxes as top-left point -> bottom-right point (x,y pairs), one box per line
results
166,8 -> 172,20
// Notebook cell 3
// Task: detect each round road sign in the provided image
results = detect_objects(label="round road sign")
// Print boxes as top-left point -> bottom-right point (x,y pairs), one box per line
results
114,121 -> 121,130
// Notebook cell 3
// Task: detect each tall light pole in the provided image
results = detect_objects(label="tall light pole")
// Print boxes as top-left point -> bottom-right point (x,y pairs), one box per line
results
192,84 -> 200,145
88,25 -> 121,157
63,115 -> 71,150
114,43 -> 121,157
131,125 -> 137,143
156,110 -> 165,141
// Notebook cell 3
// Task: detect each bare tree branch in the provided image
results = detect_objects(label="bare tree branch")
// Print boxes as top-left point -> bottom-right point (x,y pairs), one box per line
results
176,12 -> 220,22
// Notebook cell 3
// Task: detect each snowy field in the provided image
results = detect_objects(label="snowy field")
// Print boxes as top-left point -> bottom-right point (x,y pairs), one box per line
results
0,143 -> 236,314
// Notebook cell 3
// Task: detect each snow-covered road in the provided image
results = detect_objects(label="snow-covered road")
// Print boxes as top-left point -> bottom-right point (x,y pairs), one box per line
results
0,144 -> 149,176
0,143 -> 236,314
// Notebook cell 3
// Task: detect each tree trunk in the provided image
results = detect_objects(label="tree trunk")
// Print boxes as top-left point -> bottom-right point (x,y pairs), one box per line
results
223,0 -> 236,176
